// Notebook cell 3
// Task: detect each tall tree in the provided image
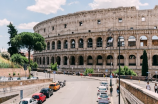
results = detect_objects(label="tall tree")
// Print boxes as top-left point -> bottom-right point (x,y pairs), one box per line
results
11,32 -> 46,65
142,50 -> 148,76
7,23 -> 19,56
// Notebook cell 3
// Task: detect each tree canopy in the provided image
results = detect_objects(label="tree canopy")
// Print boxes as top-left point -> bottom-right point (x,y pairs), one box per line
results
10,53 -> 28,65
142,50 -> 148,76
11,32 -> 46,64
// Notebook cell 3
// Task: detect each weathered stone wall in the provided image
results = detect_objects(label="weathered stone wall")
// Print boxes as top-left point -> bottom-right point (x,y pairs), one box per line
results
0,68 -> 29,77
0,78 -> 52,89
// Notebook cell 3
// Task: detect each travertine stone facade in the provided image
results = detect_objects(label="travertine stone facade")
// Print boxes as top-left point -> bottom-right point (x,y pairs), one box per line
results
33,6 -> 158,74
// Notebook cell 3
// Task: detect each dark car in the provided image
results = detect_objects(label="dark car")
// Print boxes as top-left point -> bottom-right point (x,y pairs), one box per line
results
40,88 -> 53,98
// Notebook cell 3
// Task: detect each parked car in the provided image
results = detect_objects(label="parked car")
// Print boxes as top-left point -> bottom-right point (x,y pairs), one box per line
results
32,93 -> 46,104
100,81 -> 109,90
40,88 -> 53,98
49,82 -> 60,91
19,98 -> 38,104
97,86 -> 107,95
97,93 -> 110,104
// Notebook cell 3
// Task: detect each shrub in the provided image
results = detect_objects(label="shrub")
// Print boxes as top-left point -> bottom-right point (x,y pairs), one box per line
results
1,52 -> 10,60
84,68 -> 94,75
30,60 -> 38,69
50,62 -> 57,71
10,54 -> 29,65
13,72 -> 16,76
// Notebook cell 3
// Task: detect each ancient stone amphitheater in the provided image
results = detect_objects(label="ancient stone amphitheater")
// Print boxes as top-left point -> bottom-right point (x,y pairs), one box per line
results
33,5 -> 158,76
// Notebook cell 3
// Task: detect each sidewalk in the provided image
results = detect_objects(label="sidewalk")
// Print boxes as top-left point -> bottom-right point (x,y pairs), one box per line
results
84,76 -> 125,104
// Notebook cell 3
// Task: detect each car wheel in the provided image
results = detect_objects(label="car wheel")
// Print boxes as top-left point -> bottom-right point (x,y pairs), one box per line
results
39,100 -> 42,104
48,94 -> 50,98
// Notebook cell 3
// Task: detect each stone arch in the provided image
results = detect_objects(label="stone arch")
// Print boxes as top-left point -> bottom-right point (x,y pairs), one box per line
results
51,56 -> 54,64
47,42 -> 50,50
107,37 -> 113,47
140,55 -> 143,65
106,55 -> 113,65
87,38 -> 93,48
71,39 -> 75,48
128,36 -> 136,47
52,41 -> 55,50
70,56 -> 75,65
47,57 -> 49,65
64,56 -> 67,65
152,36 -> 158,46
64,40 -> 68,49
117,36 -> 125,47
87,56 -> 93,65
129,55 -> 136,66
78,56 -> 84,65
117,55 -> 124,65
40,57 -> 41,65
153,55 -> 158,66
78,38 -> 84,48
97,55 -> 103,65
56,56 -> 61,65
97,37 -> 102,47
57,40 -> 61,49
140,36 -> 147,46
43,57 -> 45,65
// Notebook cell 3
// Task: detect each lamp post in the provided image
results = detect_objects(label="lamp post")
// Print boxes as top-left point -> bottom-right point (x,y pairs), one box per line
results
108,28 -> 121,104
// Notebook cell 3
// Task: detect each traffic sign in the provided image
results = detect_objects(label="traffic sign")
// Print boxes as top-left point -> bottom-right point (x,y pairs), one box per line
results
110,75 -> 113,78
53,71 -> 56,74
105,69 -> 108,72
20,90 -> 23,99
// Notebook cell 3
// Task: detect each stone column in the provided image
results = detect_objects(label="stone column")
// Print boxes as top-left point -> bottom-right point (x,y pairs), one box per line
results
148,35 -> 152,48
149,51 -> 152,69
124,37 -> 128,49
75,55 -> 78,68
61,39 -> 63,50
67,56 -> 70,68
136,35 -> 140,49
84,37 -> 87,50
93,37 -> 96,49
84,54 -> 87,68
60,55 -> 63,67
49,55 -> 51,65
113,35 -> 117,49
136,53 -> 140,68
113,54 -> 117,69
55,40 -> 57,51
68,38 -> 70,50
102,35 -> 106,49
103,54 -> 106,69
93,55 -> 96,69
76,38 -> 78,49
50,41 -> 52,50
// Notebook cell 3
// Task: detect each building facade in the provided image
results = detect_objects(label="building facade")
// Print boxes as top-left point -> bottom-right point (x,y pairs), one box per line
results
33,6 -> 158,75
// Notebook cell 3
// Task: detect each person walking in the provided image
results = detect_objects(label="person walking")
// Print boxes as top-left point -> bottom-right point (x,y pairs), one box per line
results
146,82 -> 151,90
154,83 -> 158,93
110,86 -> 113,96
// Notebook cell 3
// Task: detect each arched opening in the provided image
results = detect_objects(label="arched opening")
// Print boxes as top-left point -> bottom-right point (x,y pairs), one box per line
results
140,36 -> 147,46
47,57 -> 49,65
87,56 -> 93,65
153,55 -> 158,66
43,57 -> 45,65
79,56 -> 83,65
56,56 -> 61,65
64,56 -> 67,65
140,55 -> 143,65
52,41 -> 55,50
79,39 -> 84,48
128,36 -> 136,47
64,40 -> 68,49
107,37 -> 113,47
106,55 -> 113,65
47,42 -> 50,50
97,55 -> 103,65
117,55 -> 124,65
51,57 -> 54,64
87,38 -> 93,48
97,37 -> 102,47
152,36 -> 158,46
57,40 -> 61,49
129,55 -> 136,66
40,57 -> 41,65
118,36 -> 124,47
70,56 -> 75,65
71,39 -> 75,48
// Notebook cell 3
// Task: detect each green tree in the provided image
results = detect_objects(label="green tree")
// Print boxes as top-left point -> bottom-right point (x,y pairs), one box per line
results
50,62 -> 57,71
11,32 -> 46,65
142,50 -> 148,76
10,54 -> 28,65
7,23 -> 19,56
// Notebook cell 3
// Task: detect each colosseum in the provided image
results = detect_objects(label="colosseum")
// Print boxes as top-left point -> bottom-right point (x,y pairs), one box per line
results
33,5 -> 158,76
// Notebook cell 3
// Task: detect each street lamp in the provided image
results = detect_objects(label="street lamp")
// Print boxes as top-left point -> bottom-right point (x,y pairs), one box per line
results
107,28 -> 121,104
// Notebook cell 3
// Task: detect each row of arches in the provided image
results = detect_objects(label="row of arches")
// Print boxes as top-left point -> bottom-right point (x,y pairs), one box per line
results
46,35 -> 158,50
35,55 -> 158,66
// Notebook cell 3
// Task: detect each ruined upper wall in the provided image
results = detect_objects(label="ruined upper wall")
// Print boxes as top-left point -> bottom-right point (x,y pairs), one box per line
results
33,5 -> 158,38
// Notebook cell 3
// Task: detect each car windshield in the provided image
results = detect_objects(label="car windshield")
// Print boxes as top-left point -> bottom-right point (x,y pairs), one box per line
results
100,94 -> 108,98
50,84 -> 55,86
101,82 -> 108,84
40,89 -> 47,92
32,95 -> 39,99
19,101 -> 28,104
99,88 -> 106,90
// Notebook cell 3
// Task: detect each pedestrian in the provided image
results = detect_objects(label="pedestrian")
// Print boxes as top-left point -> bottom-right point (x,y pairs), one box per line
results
146,82 -> 151,90
154,83 -> 158,93
110,86 -> 113,96
117,86 -> 119,96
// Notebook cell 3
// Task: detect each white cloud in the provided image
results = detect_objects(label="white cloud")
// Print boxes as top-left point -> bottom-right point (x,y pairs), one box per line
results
89,0 -> 148,9
68,1 -> 79,5
17,22 -> 39,29
0,19 -> 10,26
27,0 -> 66,14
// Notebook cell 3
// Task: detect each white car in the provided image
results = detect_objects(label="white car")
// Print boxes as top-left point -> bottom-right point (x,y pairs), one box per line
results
19,98 -> 38,104
97,93 -> 110,104
97,86 -> 107,95
100,81 -> 108,90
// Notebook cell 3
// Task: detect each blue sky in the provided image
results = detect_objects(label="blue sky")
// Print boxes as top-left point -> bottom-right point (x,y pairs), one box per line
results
0,0 -> 158,50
